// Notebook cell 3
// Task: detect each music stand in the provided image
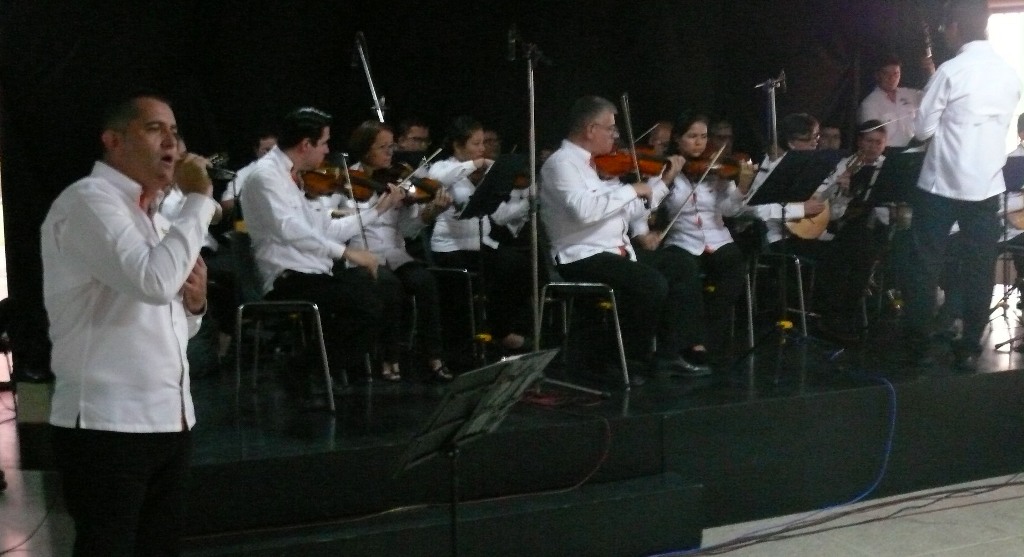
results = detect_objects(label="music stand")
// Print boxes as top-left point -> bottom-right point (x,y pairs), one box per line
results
457,153 -> 529,220
870,149 -> 925,205
747,150 -> 839,334
393,349 -> 558,557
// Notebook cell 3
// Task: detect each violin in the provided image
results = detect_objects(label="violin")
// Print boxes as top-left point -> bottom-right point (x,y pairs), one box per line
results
372,163 -> 444,204
346,169 -> 389,202
681,152 -> 751,181
593,150 -> 669,179
301,165 -> 344,196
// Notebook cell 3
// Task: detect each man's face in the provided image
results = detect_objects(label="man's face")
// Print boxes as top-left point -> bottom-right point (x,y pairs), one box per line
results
482,130 -> 501,159
397,125 -> 431,152
648,125 -> 672,156
876,64 -> 901,93
103,97 -> 179,193
788,124 -> 820,151
819,127 -> 842,150
301,126 -> 330,171
857,130 -> 887,162
588,111 -> 619,155
255,136 -> 277,158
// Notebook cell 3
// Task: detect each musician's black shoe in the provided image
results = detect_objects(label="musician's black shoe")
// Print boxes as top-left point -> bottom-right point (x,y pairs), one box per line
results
951,341 -> 981,373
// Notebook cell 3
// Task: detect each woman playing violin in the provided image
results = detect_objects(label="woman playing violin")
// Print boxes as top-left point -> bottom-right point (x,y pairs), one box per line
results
347,120 -> 455,382
428,115 -> 532,353
636,112 -> 756,372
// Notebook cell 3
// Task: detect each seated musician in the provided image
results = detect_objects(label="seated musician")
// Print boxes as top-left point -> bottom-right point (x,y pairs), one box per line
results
220,130 -> 277,218
540,95 -> 698,383
635,111 -> 756,372
811,120 -> 891,341
428,115 -> 533,353
239,107 -> 395,397
346,120 -> 456,382
746,113 -> 829,259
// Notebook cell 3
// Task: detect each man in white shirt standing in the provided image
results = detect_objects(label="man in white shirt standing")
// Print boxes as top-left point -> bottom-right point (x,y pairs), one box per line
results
858,55 -> 929,148
904,0 -> 1022,370
41,92 -> 218,555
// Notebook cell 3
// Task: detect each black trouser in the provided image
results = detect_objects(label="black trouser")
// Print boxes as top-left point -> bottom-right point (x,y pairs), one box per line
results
434,246 -> 532,341
694,243 -> 748,355
634,245 -> 702,357
556,252 -> 668,361
52,426 -> 191,557
267,268 -> 383,370
377,262 -> 444,361
815,219 -> 889,325
906,190 -> 1000,349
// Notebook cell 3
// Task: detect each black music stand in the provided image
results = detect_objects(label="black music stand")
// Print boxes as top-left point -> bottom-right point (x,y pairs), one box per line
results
393,349 -> 558,557
870,149 -> 925,205
457,154 -> 529,220
747,150 -> 839,334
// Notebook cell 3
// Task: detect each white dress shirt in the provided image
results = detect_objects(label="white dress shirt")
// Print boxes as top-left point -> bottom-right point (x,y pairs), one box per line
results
239,146 -> 379,293
858,86 -> 923,147
914,40 -> 1022,201
427,157 -> 529,252
41,161 -> 217,432
540,139 -> 669,264
635,174 -> 744,255
343,162 -> 425,270
160,185 -> 219,251
220,158 -> 260,202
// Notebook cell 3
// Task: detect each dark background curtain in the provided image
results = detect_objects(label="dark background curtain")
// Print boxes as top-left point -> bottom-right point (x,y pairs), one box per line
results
0,0 -> 944,370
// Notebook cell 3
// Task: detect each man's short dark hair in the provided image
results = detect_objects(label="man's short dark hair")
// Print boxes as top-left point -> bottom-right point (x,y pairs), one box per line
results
780,113 -> 819,145
277,107 -> 332,150
396,117 -> 429,139
876,54 -> 902,72
101,89 -> 172,133
1017,113 -> 1024,134
567,96 -> 617,136
944,0 -> 989,43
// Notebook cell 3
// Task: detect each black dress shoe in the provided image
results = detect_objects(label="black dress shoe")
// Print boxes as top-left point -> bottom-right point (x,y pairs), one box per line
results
951,341 -> 981,372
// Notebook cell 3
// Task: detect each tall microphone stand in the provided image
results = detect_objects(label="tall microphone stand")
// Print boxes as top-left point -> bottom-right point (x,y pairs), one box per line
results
507,26 -> 552,352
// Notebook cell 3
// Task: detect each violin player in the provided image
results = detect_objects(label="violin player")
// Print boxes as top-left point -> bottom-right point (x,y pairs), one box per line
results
634,111 -> 755,373
346,120 -> 455,382
240,107 -> 394,403
540,95 -> 706,384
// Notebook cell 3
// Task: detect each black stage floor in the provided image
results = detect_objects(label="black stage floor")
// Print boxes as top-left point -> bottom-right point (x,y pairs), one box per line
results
17,300 -> 1024,556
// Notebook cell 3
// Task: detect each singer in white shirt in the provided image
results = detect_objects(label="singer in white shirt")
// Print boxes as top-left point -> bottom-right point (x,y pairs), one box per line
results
42,93 -> 217,555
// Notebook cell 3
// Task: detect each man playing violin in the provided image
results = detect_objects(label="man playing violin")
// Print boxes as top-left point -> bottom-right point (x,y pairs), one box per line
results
540,95 -> 694,383
240,107 -> 396,401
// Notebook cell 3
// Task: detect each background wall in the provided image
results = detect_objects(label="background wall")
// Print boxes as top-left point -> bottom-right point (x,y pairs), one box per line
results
0,0 -> 942,370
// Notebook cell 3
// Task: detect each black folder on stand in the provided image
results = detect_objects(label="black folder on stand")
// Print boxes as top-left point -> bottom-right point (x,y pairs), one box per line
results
871,149 -> 925,204
747,150 -> 841,206
458,154 -> 529,220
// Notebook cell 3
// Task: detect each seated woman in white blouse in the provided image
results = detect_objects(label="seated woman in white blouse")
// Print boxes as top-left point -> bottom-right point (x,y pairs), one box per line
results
345,120 -> 455,382
641,112 -> 755,370
428,115 -> 532,353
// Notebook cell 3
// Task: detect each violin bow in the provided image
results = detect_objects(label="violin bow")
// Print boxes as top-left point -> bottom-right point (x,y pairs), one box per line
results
619,93 -> 643,181
656,144 -> 727,243
338,153 -> 371,248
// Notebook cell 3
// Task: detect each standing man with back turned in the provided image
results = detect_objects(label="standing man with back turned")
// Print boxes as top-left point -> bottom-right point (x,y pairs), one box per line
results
42,91 -> 218,555
904,0 -> 1022,370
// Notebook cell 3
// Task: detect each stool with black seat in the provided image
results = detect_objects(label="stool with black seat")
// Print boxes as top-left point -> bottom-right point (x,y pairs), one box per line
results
226,230 -> 336,413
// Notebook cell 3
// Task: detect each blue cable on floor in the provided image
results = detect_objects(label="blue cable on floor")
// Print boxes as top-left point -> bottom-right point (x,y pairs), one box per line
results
647,371 -> 898,557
